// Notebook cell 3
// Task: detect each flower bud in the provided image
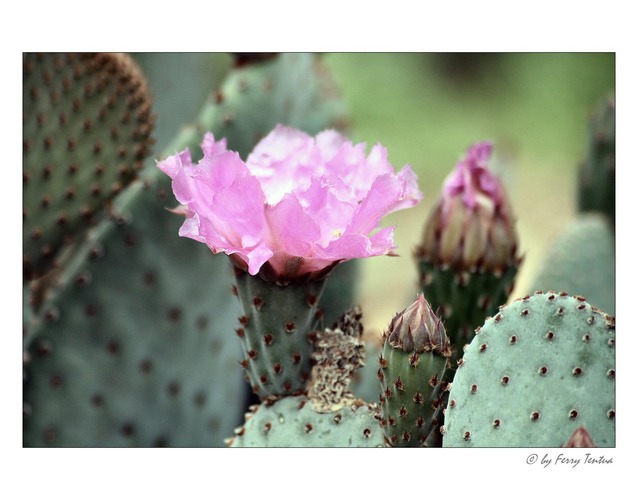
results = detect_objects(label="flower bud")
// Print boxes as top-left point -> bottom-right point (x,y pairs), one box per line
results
418,142 -> 519,273
563,426 -> 596,447
386,294 -> 451,355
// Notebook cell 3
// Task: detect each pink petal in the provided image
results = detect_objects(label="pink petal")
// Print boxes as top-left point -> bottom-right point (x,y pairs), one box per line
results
157,148 -> 192,179
201,132 -> 228,157
265,194 -> 320,256
319,226 -> 396,260
229,244 -> 274,276
300,177 -> 356,247
348,166 -> 422,235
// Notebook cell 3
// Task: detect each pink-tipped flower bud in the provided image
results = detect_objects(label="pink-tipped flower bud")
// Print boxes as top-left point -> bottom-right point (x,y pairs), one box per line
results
418,142 -> 519,273
562,426 -> 597,447
386,294 -> 451,356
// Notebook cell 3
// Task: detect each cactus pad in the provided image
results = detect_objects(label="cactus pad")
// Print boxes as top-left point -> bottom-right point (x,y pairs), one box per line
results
229,306 -> 385,447
530,213 -> 614,314
233,269 -> 326,400
379,347 -> 449,446
227,395 -> 384,447
23,53 -> 154,282
205,53 -> 348,159
442,292 -> 615,447
23,174 -> 246,447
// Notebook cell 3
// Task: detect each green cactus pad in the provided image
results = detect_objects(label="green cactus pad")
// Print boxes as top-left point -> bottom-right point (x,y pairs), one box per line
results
228,395 -> 384,447
23,53 -> 154,282
206,53 -> 348,159
442,292 -> 615,447
530,213 -> 614,315
230,307 -> 385,447
233,270 -> 326,400
23,172 -> 246,447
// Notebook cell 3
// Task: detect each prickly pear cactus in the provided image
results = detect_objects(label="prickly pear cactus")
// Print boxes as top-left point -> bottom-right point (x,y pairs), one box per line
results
442,292 -> 615,447
23,52 -> 352,447
530,213 -> 615,314
23,53 -> 154,283
229,308 -> 385,447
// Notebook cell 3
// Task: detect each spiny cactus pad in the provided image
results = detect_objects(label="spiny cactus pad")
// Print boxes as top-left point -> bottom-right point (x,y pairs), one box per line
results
227,395 -> 384,447
229,306 -> 385,447
442,292 -> 615,447
23,53 -> 154,282
23,174 -> 245,447
207,53 -> 348,159
233,270 -> 325,400
379,348 -> 449,446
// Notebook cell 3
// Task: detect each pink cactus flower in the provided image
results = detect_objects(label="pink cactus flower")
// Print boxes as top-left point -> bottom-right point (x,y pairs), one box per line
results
157,125 -> 422,282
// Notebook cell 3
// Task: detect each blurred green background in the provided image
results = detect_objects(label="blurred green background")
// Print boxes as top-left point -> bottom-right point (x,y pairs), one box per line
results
320,53 -> 615,339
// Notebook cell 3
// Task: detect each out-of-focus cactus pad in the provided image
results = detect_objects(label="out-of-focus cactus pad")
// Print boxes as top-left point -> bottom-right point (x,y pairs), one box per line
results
530,214 -> 614,315
23,53 -> 154,282
23,176 -> 245,447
